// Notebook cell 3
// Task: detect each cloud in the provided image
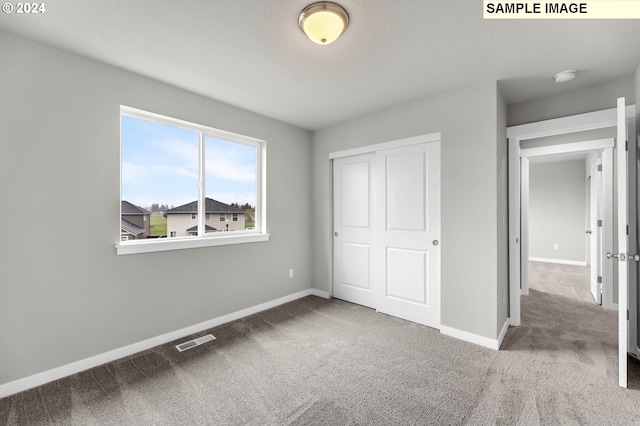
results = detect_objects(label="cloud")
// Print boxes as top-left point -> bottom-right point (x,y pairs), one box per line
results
204,140 -> 256,183
205,158 -> 255,182
122,162 -> 197,183
121,161 -> 149,183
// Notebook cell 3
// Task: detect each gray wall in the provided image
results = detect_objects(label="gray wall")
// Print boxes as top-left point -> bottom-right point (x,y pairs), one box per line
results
311,82 -> 508,341
529,160 -> 587,263
0,31 -> 312,386
508,76 -> 635,127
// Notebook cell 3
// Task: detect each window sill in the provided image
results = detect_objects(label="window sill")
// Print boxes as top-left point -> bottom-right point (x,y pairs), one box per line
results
116,233 -> 270,255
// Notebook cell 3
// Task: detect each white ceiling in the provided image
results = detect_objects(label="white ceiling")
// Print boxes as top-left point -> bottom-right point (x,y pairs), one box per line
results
1,0 -> 639,130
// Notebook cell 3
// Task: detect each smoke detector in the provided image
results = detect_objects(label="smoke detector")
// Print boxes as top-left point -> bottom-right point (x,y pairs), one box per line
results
554,70 -> 577,83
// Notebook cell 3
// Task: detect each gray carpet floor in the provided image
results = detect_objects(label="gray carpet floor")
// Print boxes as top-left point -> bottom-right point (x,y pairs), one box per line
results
2,261 -> 640,425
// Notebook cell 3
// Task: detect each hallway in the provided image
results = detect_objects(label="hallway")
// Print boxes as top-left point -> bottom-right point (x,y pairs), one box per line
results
502,261 -> 640,391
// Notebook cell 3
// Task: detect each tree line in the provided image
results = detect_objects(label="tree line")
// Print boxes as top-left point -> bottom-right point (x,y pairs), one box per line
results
147,203 -> 173,213
229,202 -> 254,211
146,202 -> 255,221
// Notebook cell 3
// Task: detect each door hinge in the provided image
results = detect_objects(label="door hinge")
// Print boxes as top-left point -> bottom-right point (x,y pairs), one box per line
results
598,276 -> 602,283
627,225 -> 629,235
598,219 -> 603,227
628,309 -> 630,321
598,164 -> 602,172
626,140 -> 628,151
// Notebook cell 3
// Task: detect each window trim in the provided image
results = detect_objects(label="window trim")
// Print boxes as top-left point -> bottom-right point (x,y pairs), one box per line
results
117,233 -> 269,255
117,106 -> 268,255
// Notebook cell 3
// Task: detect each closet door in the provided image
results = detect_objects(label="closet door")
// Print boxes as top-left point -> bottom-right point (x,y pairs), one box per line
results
375,142 -> 441,328
332,139 -> 441,330
333,153 -> 376,308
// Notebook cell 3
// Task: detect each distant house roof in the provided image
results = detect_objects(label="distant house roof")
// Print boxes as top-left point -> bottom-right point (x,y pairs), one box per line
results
122,200 -> 151,215
186,224 -> 217,233
121,218 -> 145,236
164,198 -> 244,214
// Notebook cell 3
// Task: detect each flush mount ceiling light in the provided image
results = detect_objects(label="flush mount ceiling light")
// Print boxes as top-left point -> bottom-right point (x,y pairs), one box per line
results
299,2 -> 349,45
554,70 -> 577,83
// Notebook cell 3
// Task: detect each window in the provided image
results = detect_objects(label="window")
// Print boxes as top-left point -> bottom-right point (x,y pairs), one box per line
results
118,106 -> 267,255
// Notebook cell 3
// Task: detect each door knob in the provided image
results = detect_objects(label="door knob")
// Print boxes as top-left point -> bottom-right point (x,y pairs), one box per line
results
586,230 -> 592,234
606,252 -> 619,260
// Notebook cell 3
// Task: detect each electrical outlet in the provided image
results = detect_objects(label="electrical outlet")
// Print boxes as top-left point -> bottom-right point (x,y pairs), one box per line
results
289,269 -> 294,278
553,244 -> 559,250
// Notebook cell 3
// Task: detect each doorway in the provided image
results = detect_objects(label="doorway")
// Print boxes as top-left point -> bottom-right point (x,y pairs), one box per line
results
523,144 -> 614,310
507,101 -> 637,388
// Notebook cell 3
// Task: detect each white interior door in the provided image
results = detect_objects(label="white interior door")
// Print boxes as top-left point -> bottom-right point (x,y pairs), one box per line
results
333,153 -> 376,309
631,135 -> 640,359
615,97 -> 628,388
590,160 -> 602,304
627,104 -> 639,360
375,142 -> 441,328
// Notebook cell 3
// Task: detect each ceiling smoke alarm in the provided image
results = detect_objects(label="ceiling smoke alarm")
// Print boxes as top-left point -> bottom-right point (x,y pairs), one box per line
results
554,70 -> 577,83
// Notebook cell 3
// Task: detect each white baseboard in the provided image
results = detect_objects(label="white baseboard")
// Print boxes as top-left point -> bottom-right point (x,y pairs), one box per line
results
0,288 -> 327,399
529,257 -> 587,266
440,323 -> 505,351
497,318 -> 510,349
309,288 -> 330,299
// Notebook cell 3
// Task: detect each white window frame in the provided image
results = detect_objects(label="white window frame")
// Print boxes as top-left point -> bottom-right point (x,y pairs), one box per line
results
117,106 -> 268,255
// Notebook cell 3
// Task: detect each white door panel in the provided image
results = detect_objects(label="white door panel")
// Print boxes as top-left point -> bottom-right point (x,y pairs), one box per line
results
376,142 -> 441,328
386,248 -> 428,303
341,162 -> 371,228
386,152 -> 427,231
590,160 -> 602,304
632,137 -> 640,360
616,97 -> 628,388
333,154 -> 376,308
340,242 -> 371,290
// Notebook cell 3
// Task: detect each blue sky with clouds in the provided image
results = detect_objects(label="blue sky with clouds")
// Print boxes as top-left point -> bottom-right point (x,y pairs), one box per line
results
121,115 -> 256,209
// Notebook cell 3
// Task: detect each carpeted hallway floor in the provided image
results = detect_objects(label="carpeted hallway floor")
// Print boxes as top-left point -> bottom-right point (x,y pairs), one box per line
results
2,261 -> 640,425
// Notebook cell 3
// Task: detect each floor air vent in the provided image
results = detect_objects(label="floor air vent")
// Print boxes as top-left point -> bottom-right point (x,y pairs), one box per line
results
175,334 -> 216,352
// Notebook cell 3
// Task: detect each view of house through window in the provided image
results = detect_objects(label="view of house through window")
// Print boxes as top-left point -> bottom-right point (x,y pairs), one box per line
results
120,107 -> 261,242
